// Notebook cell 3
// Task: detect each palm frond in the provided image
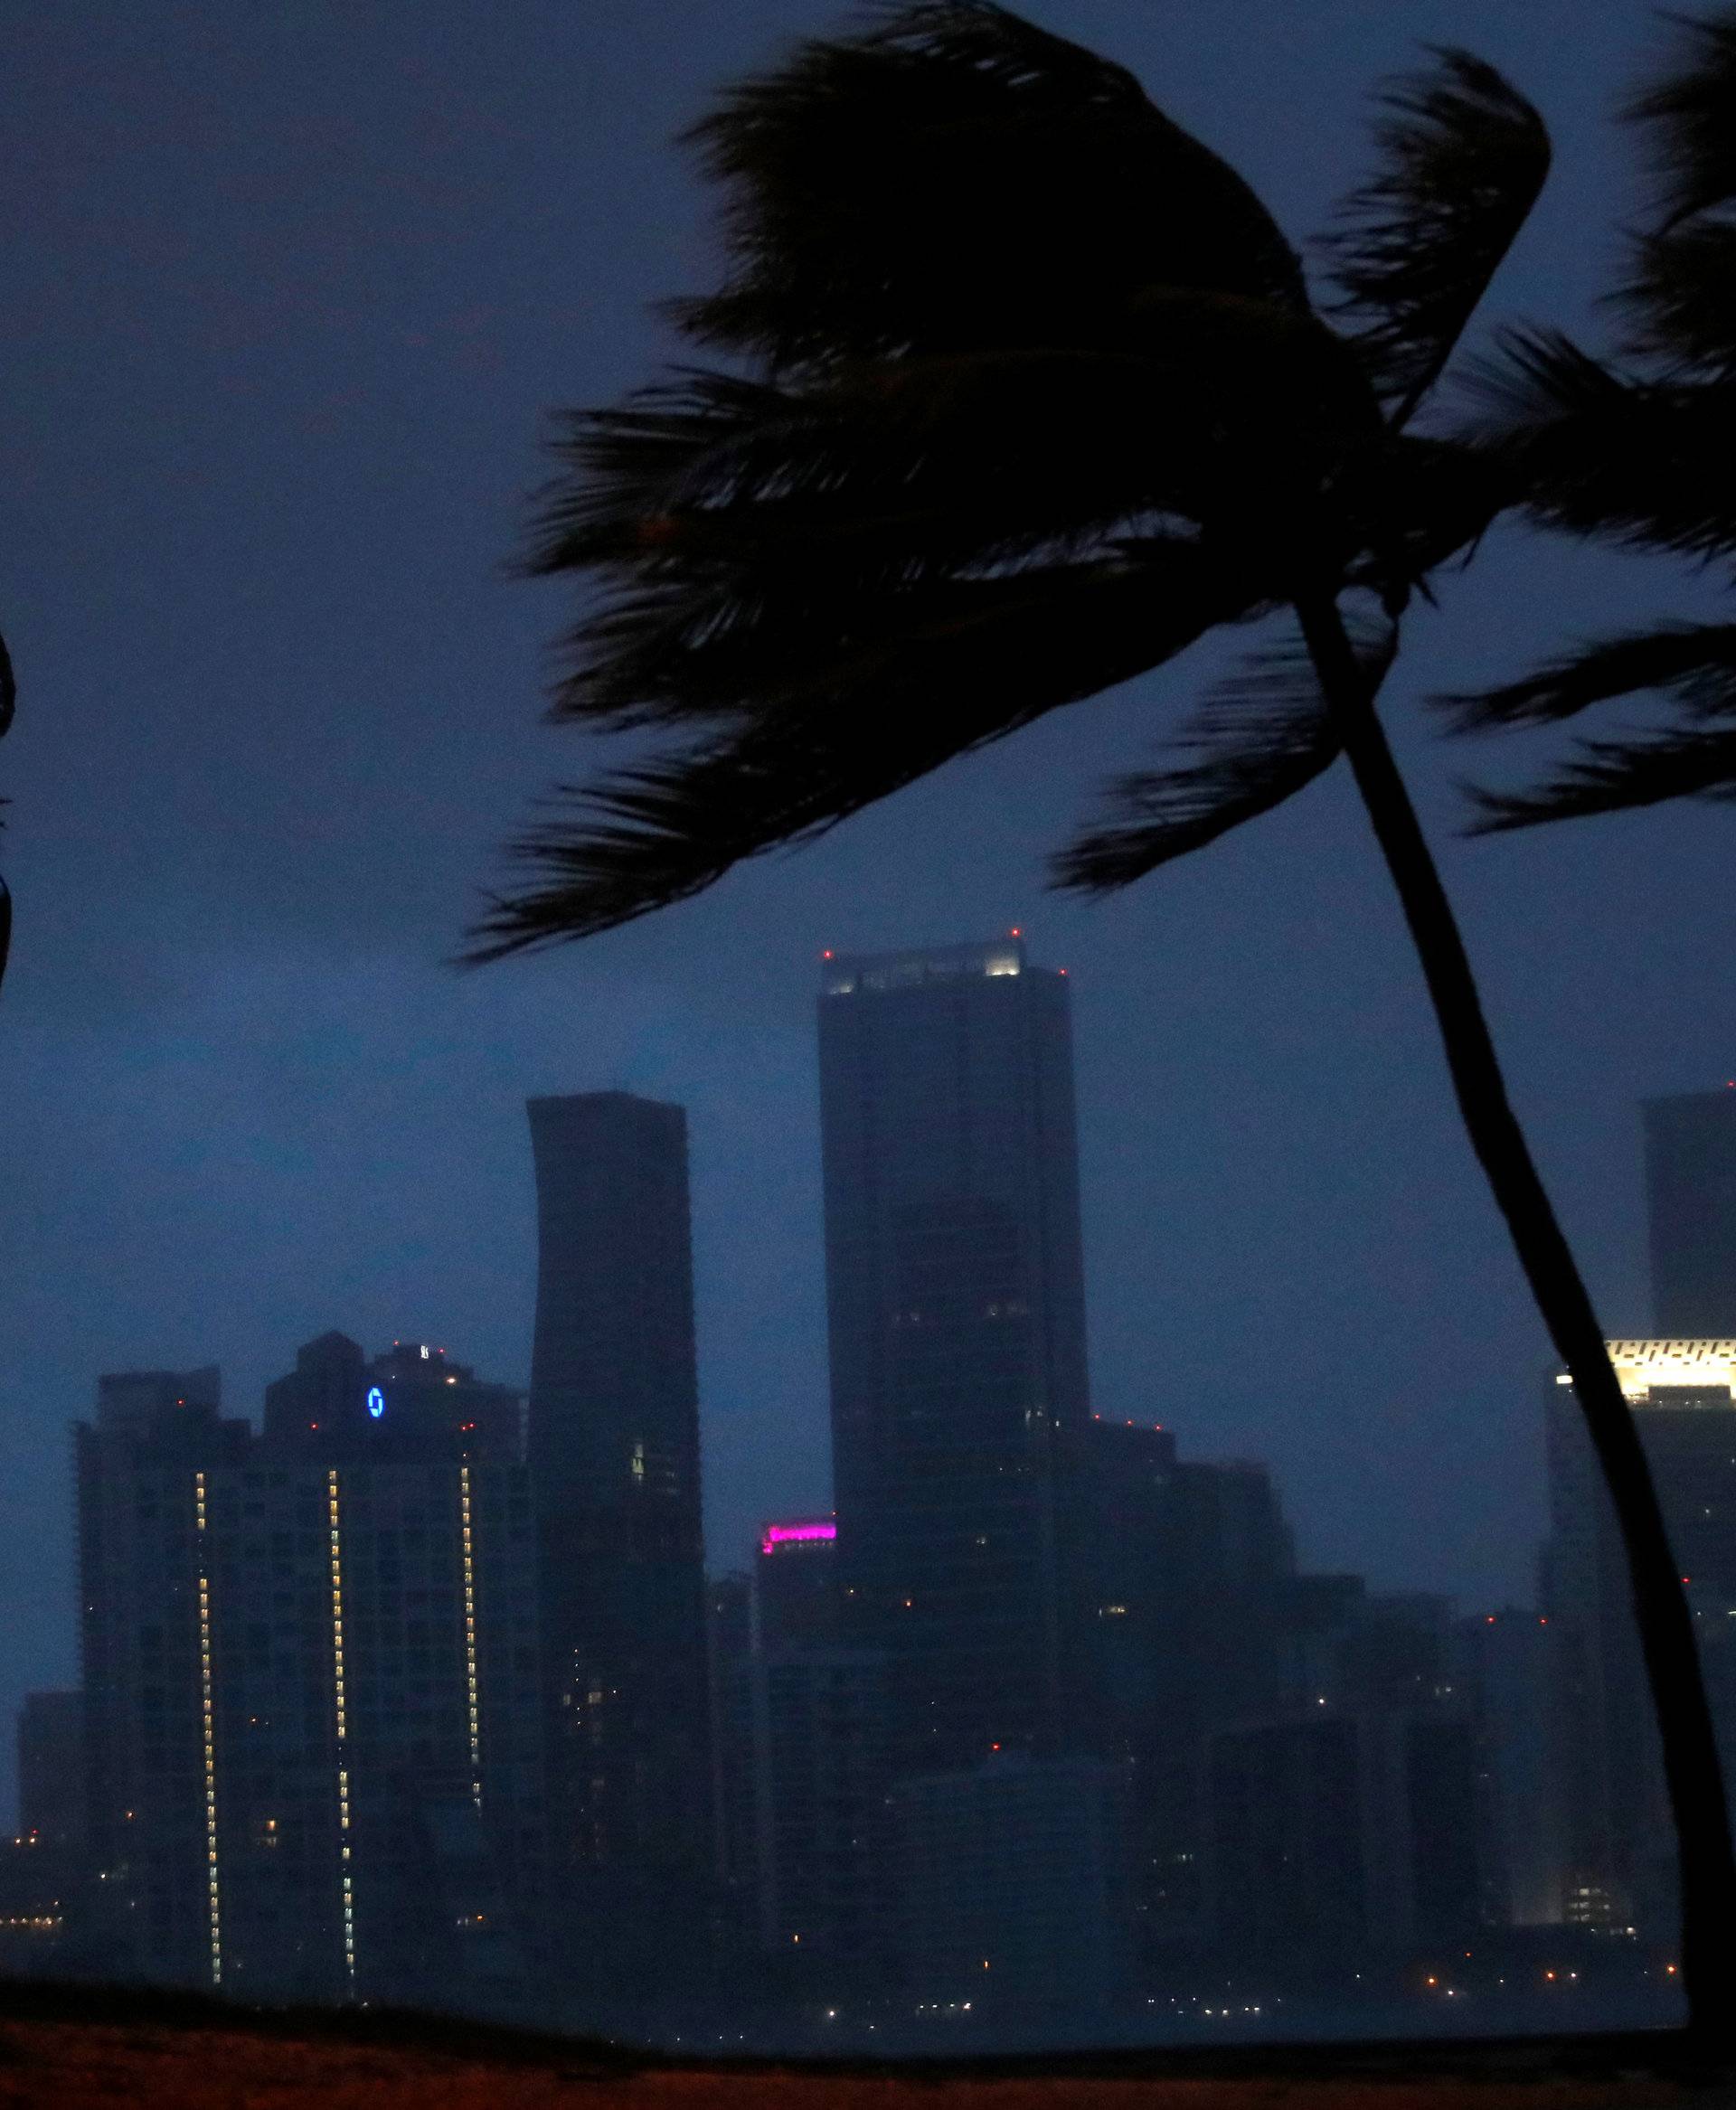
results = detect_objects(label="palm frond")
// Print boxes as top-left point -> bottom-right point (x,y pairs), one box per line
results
526,340 -> 1324,589
676,0 -> 1307,375
1609,13 -> 1736,370
1460,326 -> 1736,559
1051,621 -> 1394,893
1322,47 -> 1550,427
1618,218 -> 1736,372
466,543 -> 1261,958
1467,720 -> 1736,830
1443,622 -> 1736,731
521,318 -> 1373,739
1624,9 -> 1736,231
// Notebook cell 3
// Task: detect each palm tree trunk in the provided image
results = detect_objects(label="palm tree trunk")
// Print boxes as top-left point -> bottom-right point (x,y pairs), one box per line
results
1296,589 -> 1736,2049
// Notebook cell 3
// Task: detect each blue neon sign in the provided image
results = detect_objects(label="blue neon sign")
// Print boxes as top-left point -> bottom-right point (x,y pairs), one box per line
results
366,1386 -> 385,1420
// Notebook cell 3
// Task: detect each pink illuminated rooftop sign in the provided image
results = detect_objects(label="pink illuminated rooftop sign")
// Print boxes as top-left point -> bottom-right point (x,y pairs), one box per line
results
760,1518 -> 837,1556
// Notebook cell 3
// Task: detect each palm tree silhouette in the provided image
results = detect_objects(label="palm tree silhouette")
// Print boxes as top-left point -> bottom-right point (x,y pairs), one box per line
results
1448,13 -> 1736,826
472,4 -> 1735,2036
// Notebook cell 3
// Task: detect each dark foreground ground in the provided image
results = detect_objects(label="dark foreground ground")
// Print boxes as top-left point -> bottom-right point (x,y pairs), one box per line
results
0,1986 -> 1731,2110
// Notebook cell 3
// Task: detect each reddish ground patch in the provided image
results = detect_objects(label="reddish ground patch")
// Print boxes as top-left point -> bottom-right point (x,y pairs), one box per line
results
0,2019 -> 1721,2110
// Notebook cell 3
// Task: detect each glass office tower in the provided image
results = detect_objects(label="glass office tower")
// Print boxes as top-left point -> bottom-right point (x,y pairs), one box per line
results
524,1091 -> 713,1976
816,937 -> 1091,1769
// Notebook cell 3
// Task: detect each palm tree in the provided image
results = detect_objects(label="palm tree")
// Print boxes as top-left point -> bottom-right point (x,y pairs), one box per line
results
471,4 -> 1735,2035
1445,11 -> 1736,828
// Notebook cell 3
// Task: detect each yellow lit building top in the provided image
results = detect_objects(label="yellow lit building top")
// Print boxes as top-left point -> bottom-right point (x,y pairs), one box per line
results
1561,1340 -> 1736,1402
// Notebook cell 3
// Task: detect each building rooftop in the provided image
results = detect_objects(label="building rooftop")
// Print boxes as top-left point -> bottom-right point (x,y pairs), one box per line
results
820,937 -> 1036,995
1559,1339 -> 1736,1402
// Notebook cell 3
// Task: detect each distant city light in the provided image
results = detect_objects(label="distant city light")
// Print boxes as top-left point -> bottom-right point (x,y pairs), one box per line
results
366,1388 -> 384,1420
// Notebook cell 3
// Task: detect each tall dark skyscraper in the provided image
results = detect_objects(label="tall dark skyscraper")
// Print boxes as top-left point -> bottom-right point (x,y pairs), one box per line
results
816,937 -> 1091,1768
524,1092 -> 712,1966
1644,1088 -> 1736,1336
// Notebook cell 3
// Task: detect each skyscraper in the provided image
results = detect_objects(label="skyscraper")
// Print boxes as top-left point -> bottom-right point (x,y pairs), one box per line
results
1644,1089 -> 1736,1336
816,937 -> 1090,1768
77,1347 -> 545,2007
1544,1338 -> 1736,1935
524,1091 -> 713,1969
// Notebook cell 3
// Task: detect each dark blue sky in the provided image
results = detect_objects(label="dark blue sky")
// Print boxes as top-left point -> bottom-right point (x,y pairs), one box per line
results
3,0 -> 1730,1819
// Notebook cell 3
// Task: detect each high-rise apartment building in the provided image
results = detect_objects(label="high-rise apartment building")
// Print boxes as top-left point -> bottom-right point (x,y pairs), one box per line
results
816,937 -> 1091,1769
1644,1089 -> 1736,1336
1544,1337 -> 1736,1936
77,1348 -> 545,2008
524,1092 -> 713,1970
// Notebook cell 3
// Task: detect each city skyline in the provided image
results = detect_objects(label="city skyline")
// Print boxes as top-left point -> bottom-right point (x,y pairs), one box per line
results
21,971 -> 1736,2024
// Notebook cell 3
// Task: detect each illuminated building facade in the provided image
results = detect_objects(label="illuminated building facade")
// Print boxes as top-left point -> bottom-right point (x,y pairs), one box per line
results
816,937 -> 1091,1769
1644,1091 -> 1736,1337
1544,1337 -> 1736,1934
524,1091 -> 713,1973
77,1347 -> 545,2007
